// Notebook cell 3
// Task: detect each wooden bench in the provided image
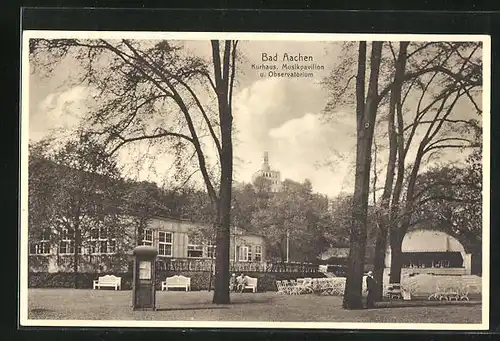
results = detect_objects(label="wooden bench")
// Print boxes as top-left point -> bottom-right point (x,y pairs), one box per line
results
93,275 -> 121,290
385,283 -> 403,300
242,276 -> 258,293
161,275 -> 191,291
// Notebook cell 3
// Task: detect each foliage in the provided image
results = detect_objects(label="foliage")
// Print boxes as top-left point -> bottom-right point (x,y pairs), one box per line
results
241,179 -> 330,262
30,38 -> 239,303
321,41 -> 483,291
28,142 -> 61,243
323,193 -> 352,248
411,149 -> 482,253
28,136 -> 132,287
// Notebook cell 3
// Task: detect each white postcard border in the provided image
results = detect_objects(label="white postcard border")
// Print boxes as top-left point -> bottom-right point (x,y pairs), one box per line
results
19,30 -> 491,330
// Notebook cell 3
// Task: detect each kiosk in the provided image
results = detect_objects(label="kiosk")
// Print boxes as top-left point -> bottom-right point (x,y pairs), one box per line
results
132,245 -> 158,311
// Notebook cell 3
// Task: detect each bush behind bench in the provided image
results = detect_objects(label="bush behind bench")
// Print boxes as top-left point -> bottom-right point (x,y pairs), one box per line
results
28,271 -> 327,292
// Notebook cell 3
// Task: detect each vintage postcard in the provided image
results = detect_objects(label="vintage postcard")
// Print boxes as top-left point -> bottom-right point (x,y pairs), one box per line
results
20,31 -> 490,330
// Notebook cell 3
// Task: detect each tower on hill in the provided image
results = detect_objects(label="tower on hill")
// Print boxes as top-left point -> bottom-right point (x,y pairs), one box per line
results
252,151 -> 282,192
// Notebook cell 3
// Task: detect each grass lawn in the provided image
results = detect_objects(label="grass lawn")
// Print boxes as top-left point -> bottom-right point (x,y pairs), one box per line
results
27,289 -> 482,324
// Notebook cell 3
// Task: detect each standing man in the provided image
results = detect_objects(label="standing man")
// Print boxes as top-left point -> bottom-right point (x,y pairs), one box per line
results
365,270 -> 377,308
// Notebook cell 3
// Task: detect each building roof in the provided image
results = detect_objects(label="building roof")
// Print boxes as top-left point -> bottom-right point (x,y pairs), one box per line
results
398,229 -> 465,253
147,215 -> 265,239
233,226 -> 266,239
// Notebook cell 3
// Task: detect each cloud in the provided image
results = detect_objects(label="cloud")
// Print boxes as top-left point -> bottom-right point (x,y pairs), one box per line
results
232,76 -> 357,197
29,86 -> 89,141
268,112 -> 357,196
269,112 -> 355,158
269,112 -> 328,145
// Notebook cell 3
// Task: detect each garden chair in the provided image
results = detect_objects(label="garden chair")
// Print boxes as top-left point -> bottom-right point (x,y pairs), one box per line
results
275,280 -> 287,295
428,282 -> 447,300
316,278 -> 330,295
300,278 -> 314,294
318,278 -> 335,295
458,284 -> 470,301
331,280 -> 345,296
292,278 -> 313,295
311,278 -> 320,293
288,280 -> 301,295
331,278 -> 346,296
445,285 -> 460,301
319,279 -> 332,295
281,280 -> 292,295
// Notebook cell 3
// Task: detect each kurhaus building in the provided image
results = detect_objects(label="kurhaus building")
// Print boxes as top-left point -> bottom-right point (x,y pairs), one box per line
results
28,215 -> 266,274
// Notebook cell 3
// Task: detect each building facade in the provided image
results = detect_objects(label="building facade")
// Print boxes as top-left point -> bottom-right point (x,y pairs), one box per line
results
251,151 -> 282,192
231,227 -> 265,262
141,217 -> 266,262
28,215 -> 266,273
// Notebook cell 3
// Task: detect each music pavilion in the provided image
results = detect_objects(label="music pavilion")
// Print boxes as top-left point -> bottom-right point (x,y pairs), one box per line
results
321,229 -> 474,276
384,229 -> 473,276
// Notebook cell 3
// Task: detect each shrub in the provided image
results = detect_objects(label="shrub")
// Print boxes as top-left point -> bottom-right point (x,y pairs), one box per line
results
28,272 -> 134,290
29,271 -> 327,292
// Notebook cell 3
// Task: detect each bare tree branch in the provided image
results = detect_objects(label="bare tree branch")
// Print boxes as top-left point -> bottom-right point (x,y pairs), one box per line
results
107,130 -> 193,157
424,143 -> 477,154
228,41 -> 238,115
403,118 -> 481,133
120,39 -> 219,203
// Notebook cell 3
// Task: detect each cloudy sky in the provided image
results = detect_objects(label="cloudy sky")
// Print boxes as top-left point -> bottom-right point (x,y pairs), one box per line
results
27,38 -> 482,198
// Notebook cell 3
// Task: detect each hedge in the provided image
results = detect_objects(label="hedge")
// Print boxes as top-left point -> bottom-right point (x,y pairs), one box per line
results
28,271 -> 327,292
28,272 -> 134,290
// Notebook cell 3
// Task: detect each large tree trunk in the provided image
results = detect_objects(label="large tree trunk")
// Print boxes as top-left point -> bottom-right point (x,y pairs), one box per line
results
390,146 -> 423,284
213,128 -> 232,304
471,248 -> 482,276
343,41 -> 367,310
390,207 -> 415,284
211,40 -> 234,304
373,42 -> 409,299
213,199 -> 231,303
343,41 -> 383,309
372,228 -> 388,299
389,231 -> 404,283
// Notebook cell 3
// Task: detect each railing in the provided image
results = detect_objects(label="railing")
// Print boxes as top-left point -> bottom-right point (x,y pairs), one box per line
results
29,254 -> 320,274
156,258 -> 319,273
157,258 -> 214,272
401,267 -> 467,276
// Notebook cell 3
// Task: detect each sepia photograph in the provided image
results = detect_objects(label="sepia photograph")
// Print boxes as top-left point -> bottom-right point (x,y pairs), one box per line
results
19,31 -> 490,330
